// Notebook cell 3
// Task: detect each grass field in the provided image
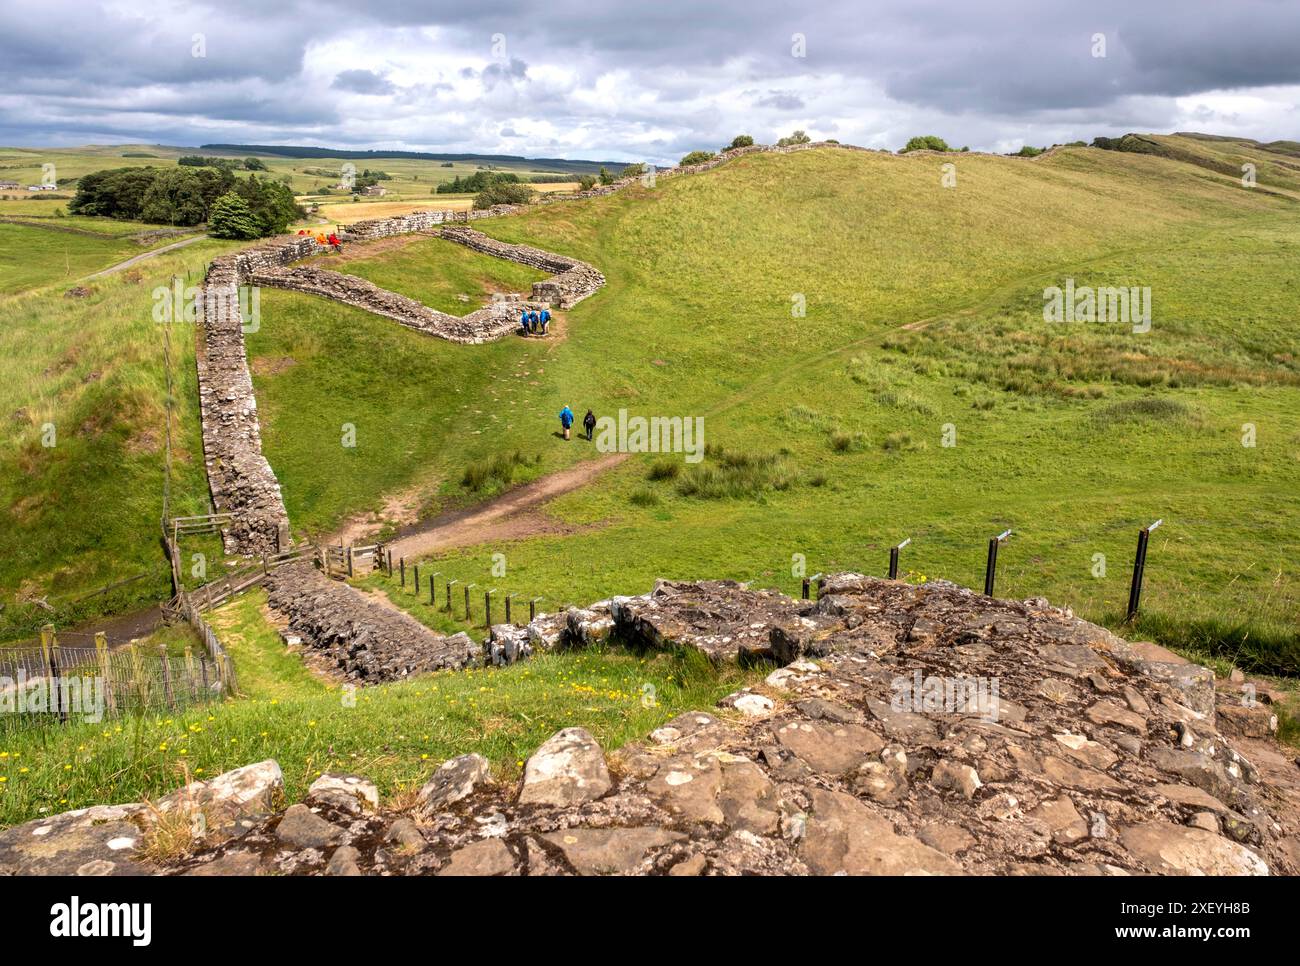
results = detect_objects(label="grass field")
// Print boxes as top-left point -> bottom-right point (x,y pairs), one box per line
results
0,144 -> 593,200
4,135 -> 1300,829
0,233 -> 244,642
324,235 -> 546,313
244,141 -> 1300,672
0,587 -> 756,825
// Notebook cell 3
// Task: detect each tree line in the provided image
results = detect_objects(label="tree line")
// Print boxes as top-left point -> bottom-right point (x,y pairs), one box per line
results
69,167 -> 303,237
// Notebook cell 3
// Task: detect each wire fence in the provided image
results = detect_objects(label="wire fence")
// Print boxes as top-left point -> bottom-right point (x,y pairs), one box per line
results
0,631 -> 229,733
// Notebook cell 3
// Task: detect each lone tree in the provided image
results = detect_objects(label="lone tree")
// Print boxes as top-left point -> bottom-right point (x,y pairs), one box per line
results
680,150 -> 716,166
901,135 -> 951,153
725,134 -> 754,150
776,130 -> 812,146
208,191 -> 261,239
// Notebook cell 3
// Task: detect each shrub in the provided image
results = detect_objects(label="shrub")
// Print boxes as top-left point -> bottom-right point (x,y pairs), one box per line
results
725,135 -> 754,150
1012,145 -> 1045,157
576,174 -> 597,190
679,150 -> 716,166
473,181 -> 534,209
882,431 -> 917,452
776,130 -> 812,147
461,450 -> 531,491
619,163 -> 647,179
629,488 -> 660,507
901,135 -> 951,153
676,445 -> 797,499
647,459 -> 681,481
830,431 -> 867,453
598,166 -> 614,186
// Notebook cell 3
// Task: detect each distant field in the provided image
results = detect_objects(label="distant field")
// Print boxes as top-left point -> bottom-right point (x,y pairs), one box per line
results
316,197 -> 471,225
0,222 -> 161,294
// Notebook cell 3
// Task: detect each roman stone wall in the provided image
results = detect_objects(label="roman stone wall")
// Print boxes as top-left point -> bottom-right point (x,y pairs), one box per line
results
7,574 -> 1295,876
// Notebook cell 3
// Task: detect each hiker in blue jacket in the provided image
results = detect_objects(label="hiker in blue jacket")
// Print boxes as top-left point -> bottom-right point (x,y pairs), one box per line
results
559,405 -> 574,440
539,308 -> 551,334
528,309 -> 539,333
519,308 -> 529,335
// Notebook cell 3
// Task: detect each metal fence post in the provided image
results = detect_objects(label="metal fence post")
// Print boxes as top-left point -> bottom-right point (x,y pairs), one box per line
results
889,538 -> 910,580
1127,519 -> 1162,622
984,529 -> 1011,597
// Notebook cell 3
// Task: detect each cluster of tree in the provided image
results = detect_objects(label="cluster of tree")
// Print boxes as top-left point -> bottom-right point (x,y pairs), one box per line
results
70,166 -> 301,234
178,155 -> 267,171
437,170 -> 522,194
472,180 -> 534,209
351,168 -> 392,189
776,130 -> 812,147
900,136 -> 970,153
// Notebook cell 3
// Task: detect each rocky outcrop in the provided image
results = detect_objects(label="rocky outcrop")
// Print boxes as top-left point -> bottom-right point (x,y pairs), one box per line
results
263,563 -> 477,681
9,574 -> 1296,876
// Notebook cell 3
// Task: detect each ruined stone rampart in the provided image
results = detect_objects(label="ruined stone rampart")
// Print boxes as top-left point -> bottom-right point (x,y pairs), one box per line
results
196,259 -> 290,556
250,265 -> 525,344
263,562 -> 478,680
438,226 -> 605,308
6,574 -> 1295,877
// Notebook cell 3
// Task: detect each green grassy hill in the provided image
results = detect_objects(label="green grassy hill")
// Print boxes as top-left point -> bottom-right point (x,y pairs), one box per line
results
247,140 -> 1300,670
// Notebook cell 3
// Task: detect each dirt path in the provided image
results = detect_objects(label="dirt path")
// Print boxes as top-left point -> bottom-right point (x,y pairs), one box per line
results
83,234 -> 207,279
379,452 -> 627,559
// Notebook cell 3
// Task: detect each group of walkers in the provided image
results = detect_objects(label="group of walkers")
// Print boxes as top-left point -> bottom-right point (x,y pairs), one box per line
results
519,307 -> 551,336
559,405 -> 597,441
298,227 -> 342,252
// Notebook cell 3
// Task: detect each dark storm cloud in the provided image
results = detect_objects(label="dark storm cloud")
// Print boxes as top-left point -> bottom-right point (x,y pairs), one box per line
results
1,0 -> 1296,155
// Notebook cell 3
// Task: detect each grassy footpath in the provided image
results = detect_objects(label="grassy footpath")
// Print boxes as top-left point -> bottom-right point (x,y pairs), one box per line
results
0,589 -> 758,826
247,143 -> 1300,672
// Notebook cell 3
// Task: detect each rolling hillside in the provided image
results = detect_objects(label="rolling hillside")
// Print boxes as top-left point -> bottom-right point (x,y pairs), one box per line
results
247,139 -> 1300,668
3,135 -> 1298,670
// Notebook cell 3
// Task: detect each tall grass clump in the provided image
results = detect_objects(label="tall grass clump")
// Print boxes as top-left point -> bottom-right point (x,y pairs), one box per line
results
461,449 -> 533,491
675,444 -> 797,499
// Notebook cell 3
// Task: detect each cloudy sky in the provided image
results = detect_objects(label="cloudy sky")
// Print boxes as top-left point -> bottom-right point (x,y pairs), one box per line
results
2,0 -> 1298,163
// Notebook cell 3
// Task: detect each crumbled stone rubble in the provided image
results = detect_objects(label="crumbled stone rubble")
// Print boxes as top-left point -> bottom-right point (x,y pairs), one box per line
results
263,563 -> 478,680
8,575 -> 1297,876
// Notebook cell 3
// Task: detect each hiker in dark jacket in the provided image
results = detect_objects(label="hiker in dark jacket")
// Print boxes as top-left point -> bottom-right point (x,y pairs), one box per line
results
559,405 -> 574,440
583,409 -> 596,441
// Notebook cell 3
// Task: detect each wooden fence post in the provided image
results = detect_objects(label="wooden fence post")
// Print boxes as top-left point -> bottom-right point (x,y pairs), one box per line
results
400,557 -> 406,588
160,644 -> 176,710
95,631 -> 116,716
184,645 -> 198,700
49,630 -> 66,724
